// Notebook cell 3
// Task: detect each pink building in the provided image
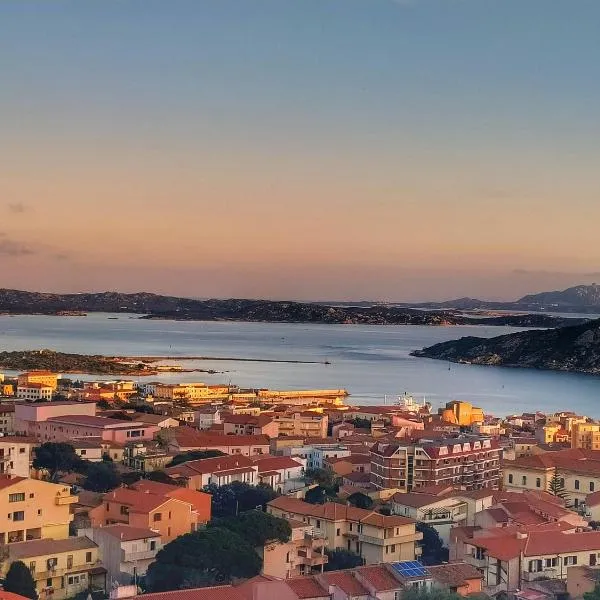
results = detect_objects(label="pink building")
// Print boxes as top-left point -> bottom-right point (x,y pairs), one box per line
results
35,415 -> 159,443
14,401 -> 97,437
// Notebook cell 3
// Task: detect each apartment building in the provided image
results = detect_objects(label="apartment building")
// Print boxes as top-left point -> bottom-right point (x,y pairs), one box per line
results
273,412 -> 328,439
18,371 -> 59,391
267,496 -> 422,565
0,437 -> 37,477
5,536 -> 105,600
439,401 -> 484,427
166,455 -> 259,489
222,414 -> 279,438
167,427 -> 270,456
0,404 -> 15,434
154,383 -> 231,403
452,523 -> 600,594
89,481 -> 210,542
14,401 -> 97,436
17,384 -> 54,402
123,442 -> 173,473
251,455 -> 306,493
571,423 -> 600,450
370,437 -> 501,492
82,524 -> 161,585
286,444 -> 352,470
503,449 -> 600,507
0,476 -> 77,544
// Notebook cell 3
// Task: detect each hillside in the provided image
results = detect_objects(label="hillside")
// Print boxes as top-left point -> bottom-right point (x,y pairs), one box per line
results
518,284 -> 600,308
0,289 -> 582,327
412,318 -> 600,374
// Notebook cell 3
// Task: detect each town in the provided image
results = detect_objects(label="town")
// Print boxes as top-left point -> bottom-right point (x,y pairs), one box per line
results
0,371 -> 598,600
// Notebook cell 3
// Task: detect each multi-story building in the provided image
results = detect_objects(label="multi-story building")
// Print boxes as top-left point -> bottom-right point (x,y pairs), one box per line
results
439,401 -> 484,427
0,475 -> 77,544
273,412 -> 328,439
571,423 -> 600,450
285,444 -> 351,470
370,437 -> 501,492
167,428 -> 270,456
17,384 -> 54,402
153,383 -> 231,404
503,449 -> 600,508
0,404 -> 15,434
0,437 -> 37,477
17,371 -> 59,391
251,455 -> 306,493
268,496 -> 422,565
14,401 -> 97,436
82,524 -> 161,585
166,455 -> 259,489
5,536 -> 105,600
222,414 -> 279,438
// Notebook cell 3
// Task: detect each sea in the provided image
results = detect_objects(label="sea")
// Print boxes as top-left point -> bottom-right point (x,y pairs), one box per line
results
1,313 -> 600,418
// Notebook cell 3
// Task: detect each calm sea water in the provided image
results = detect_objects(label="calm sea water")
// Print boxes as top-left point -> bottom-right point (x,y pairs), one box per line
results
1,313 -> 600,417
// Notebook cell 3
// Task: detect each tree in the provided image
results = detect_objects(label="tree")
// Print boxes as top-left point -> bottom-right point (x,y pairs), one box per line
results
204,482 -> 278,518
32,442 -> 84,480
584,584 -> 600,600
304,486 -> 328,505
5,561 -> 38,600
402,588 -> 466,600
324,549 -> 363,571
145,527 -> 261,592
212,510 -> 291,547
416,522 -> 448,565
166,449 -> 226,468
347,492 -> 373,509
347,417 -> 372,430
305,468 -> 337,488
548,466 -> 570,505
82,461 -> 122,492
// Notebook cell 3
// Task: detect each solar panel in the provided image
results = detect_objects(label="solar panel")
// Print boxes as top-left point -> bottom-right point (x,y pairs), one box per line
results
391,561 -> 429,578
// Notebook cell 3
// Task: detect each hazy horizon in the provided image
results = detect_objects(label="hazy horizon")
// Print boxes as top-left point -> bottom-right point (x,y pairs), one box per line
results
2,0 -> 599,301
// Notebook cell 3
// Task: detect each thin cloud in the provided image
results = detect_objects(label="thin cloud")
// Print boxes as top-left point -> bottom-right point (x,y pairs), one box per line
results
0,234 -> 35,257
513,269 -> 600,278
7,202 -> 28,214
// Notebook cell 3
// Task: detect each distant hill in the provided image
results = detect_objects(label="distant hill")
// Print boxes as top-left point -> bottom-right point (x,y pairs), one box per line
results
518,284 -> 600,308
0,288 -> 582,328
412,318 -> 600,374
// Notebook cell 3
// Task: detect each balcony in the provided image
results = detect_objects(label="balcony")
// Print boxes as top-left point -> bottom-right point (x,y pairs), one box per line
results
523,569 -> 558,582
358,531 -> 423,546
122,549 -> 157,562
55,495 -> 77,506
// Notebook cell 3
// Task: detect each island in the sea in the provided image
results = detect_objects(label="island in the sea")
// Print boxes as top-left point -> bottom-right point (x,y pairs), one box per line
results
0,288 -> 586,328
412,318 -> 600,374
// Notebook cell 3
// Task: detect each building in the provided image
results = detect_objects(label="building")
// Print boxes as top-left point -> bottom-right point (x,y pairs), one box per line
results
82,524 -> 161,585
324,454 -> 371,478
194,407 -> 223,430
89,481 -> 211,542
0,437 -> 37,478
124,442 -> 174,473
439,401 -> 484,427
166,455 -> 259,489
267,496 -> 422,565
14,401 -> 97,436
370,437 -> 501,492
503,449 -> 600,507
286,443 -> 352,470
222,414 -> 279,438
427,563 -> 484,596
0,404 -> 15,434
4,536 -> 105,600
167,428 -> 270,456
17,384 -> 54,402
571,423 -> 600,451
251,455 -> 306,493
18,371 -> 59,391
0,475 -> 77,544
273,412 -> 328,439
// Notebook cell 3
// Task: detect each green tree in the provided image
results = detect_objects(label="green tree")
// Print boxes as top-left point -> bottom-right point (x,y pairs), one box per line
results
166,449 -> 226,468
324,549 -> 363,571
548,466 -> 570,504
82,461 -> 122,492
416,522 -> 449,565
32,442 -> 84,480
204,482 -> 278,517
145,528 -> 261,592
584,584 -> 600,600
347,492 -> 373,509
402,588 -> 468,600
212,510 -> 291,547
4,561 -> 38,600
304,486 -> 328,505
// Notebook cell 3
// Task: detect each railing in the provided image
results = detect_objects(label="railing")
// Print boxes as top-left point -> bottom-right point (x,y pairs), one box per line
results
122,549 -> 157,562
359,532 -> 423,546
55,495 -> 77,506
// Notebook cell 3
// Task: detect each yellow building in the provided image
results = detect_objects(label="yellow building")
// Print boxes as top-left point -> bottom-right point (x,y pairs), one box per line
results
17,371 -> 59,392
273,411 -> 329,438
571,422 -> 600,450
439,401 -> 484,427
153,383 -> 227,403
2,384 -> 15,396
5,536 -> 105,600
0,475 -> 77,544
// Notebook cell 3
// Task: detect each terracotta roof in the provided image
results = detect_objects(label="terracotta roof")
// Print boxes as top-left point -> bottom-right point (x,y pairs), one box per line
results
251,456 -> 304,472
0,592 -> 35,600
132,587 -> 245,600
8,536 -> 97,559
165,455 -> 255,476
524,530 -> 600,557
324,454 -> 371,465
286,577 -> 328,599
355,565 -> 401,591
428,563 -> 484,587
319,571 -> 368,596
98,524 -> 160,541
0,475 -> 26,490
507,449 -> 600,477
104,487 -> 170,513
172,428 -> 270,448
343,472 -> 371,484
47,415 -> 132,427
392,492 -> 455,509
482,508 -> 510,524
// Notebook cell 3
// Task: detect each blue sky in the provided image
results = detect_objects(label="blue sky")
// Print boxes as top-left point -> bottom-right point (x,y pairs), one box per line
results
1,0 -> 599,300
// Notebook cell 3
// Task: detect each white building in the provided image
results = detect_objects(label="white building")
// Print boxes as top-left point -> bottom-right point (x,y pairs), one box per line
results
0,436 -> 37,477
17,384 -> 53,401
285,444 -> 351,470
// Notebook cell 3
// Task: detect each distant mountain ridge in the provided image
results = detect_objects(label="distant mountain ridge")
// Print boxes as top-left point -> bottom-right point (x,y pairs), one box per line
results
0,288 -> 582,328
518,284 -> 600,307
412,318 -> 600,374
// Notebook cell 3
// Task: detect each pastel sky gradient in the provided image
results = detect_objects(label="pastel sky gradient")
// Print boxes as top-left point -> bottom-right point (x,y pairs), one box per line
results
1,0 -> 599,301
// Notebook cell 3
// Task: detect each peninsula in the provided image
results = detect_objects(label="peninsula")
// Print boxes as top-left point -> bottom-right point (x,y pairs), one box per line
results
0,289 -> 585,328
412,318 -> 600,374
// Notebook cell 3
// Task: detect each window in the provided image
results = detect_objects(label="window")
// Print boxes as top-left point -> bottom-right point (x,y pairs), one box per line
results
38,509 -> 42,516
150,541 -> 156,551
68,576 -> 80,585
564,556 -> 578,566
528,560 -> 542,572
9,493 -> 25,503
522,476 -> 527,485
336,528 -> 340,536
29,562 -> 36,575
508,474 -> 513,484
575,480 -> 580,490
153,513 -> 162,522
545,558 -> 558,568
19,448 -> 26,454
85,552 -> 92,563
47,578 -> 53,588
391,544 -> 396,553
560,478 -> 565,487
591,482 -> 596,492
316,520 -> 321,528
67,556 -> 73,569
536,478 -> 541,488
120,506 -> 129,515
13,511 -> 24,521
80,450 -> 86,455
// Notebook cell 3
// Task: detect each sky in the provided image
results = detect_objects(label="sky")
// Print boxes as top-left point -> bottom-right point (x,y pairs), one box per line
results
1,0 -> 599,302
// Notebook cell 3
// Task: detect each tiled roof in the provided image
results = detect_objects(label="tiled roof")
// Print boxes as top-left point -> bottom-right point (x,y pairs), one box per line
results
587,490 -> 600,507
250,456 -> 304,472
132,586 -> 245,600
0,475 -> 26,490
428,562 -> 484,587
8,536 -> 97,559
524,530 -> 600,557
0,592 -> 34,600
355,565 -> 401,591
47,415 -> 132,427
391,492 -> 456,509
286,577 -> 328,599
324,454 -> 371,465
98,524 -> 160,541
507,449 -> 600,477
165,455 -> 255,476
104,487 -> 170,513
172,428 -> 270,448
319,571 -> 368,595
